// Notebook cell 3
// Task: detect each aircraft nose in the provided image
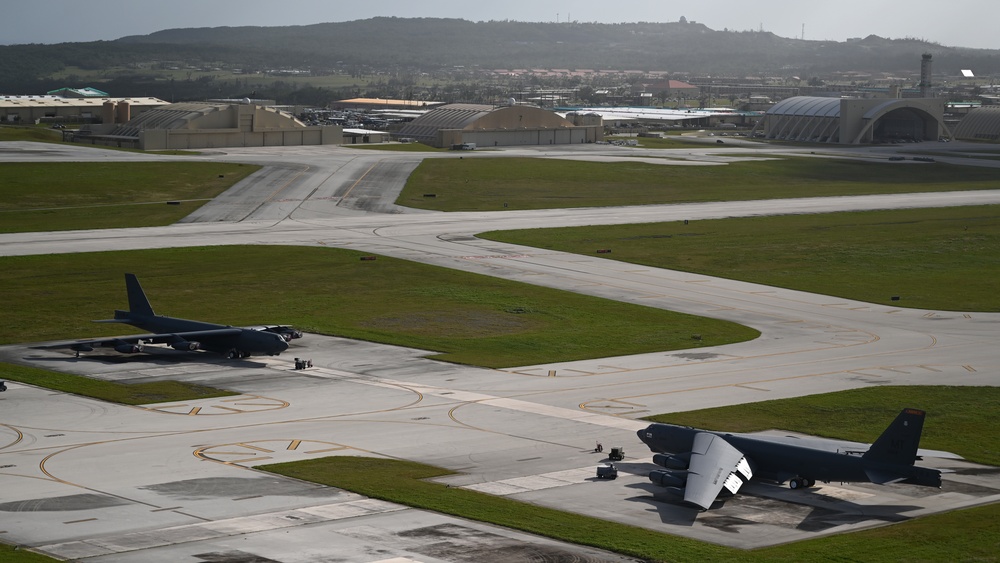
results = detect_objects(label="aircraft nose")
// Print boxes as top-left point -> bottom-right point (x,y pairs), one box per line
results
637,427 -> 649,444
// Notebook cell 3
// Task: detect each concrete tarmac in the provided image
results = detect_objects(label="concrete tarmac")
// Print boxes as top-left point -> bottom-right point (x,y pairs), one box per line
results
1,141 -> 999,561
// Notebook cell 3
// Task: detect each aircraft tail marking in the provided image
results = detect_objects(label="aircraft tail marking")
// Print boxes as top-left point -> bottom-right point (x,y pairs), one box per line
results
125,273 -> 155,317
863,408 -> 925,466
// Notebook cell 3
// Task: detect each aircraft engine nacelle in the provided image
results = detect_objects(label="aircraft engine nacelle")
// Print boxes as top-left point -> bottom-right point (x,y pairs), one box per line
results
114,343 -> 143,354
170,341 -> 200,351
653,452 -> 691,470
71,343 -> 94,352
649,469 -> 688,489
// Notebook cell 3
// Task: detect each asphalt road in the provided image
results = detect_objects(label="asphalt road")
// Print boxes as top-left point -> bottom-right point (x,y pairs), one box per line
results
1,140 -> 999,561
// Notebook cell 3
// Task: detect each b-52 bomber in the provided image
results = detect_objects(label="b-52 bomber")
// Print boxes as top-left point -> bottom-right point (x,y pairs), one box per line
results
39,274 -> 294,360
637,408 -> 949,510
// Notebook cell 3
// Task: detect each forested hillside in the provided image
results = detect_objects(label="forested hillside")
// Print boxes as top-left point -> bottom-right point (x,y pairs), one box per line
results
2,18 -> 996,105
116,18 -> 997,74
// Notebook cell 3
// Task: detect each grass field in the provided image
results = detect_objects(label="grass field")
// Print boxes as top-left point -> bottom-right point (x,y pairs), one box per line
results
1,363 -> 234,404
0,246 -> 757,368
0,161 -> 259,232
261,385 -> 1000,563
482,205 -> 1000,311
397,156 -> 1000,211
0,125 -> 65,143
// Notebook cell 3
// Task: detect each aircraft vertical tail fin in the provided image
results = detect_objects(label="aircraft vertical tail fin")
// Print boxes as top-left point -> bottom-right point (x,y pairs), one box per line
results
863,408 -> 926,465
125,273 -> 155,317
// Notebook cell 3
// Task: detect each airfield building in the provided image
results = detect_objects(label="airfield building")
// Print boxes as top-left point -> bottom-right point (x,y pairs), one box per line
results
393,103 -> 602,148
77,102 -> 343,150
952,106 -> 1000,142
753,96 -> 949,144
0,95 -> 167,124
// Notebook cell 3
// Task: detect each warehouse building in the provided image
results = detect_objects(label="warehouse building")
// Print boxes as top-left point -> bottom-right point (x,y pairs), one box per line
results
394,103 -> 602,148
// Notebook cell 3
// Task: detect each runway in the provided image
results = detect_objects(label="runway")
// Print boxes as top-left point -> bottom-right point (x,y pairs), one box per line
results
1,141 -> 998,561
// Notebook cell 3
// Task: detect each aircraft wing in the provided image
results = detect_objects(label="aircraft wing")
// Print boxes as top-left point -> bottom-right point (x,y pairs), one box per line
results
37,328 -> 243,352
684,432 -> 754,510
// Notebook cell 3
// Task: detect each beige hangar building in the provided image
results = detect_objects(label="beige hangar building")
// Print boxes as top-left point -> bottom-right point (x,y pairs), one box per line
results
753,96 -> 950,144
81,101 -> 343,150
394,103 -> 602,148
0,95 -> 167,124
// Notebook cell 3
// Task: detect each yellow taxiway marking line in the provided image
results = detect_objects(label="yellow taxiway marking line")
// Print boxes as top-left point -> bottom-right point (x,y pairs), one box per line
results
238,443 -> 275,453
224,456 -> 273,465
341,164 -> 377,201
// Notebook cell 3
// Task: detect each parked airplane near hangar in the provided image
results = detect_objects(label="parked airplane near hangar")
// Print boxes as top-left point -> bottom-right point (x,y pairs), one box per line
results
39,274 -> 296,359
637,408 -> 946,510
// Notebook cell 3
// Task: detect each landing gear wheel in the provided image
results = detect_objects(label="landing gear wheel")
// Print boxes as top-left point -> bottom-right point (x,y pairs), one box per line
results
227,349 -> 239,359
789,478 -> 803,490
805,478 -> 816,488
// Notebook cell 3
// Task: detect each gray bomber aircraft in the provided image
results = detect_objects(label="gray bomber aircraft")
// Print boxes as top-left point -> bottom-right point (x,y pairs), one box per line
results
637,408 -> 947,510
39,274 -> 293,359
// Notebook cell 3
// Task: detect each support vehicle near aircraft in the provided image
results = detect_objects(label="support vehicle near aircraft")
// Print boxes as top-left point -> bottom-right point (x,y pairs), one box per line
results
636,408 -> 947,510
38,274 -> 292,359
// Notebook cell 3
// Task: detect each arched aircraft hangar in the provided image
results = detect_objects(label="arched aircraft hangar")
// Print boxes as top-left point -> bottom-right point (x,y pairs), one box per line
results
754,96 -> 950,144
394,103 -> 602,148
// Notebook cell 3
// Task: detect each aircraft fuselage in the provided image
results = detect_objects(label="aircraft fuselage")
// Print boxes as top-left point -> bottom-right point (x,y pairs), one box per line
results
638,423 -> 941,487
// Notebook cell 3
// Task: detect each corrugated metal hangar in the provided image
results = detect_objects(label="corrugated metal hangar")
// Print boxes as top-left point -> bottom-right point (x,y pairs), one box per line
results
394,103 -> 602,148
754,96 -> 950,144
953,106 -> 1000,142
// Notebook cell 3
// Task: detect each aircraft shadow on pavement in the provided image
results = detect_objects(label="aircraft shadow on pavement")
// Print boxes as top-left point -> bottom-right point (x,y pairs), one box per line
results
621,461 -> 931,530
622,481 -> 702,526
20,347 -> 273,368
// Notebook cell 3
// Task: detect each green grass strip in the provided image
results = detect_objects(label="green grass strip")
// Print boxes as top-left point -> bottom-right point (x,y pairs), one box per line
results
0,161 -> 259,233
0,543 -> 58,563
398,156 -> 1000,211
1,363 -> 234,405
1,246 -> 757,368
0,125 -> 65,143
483,205 -> 1000,311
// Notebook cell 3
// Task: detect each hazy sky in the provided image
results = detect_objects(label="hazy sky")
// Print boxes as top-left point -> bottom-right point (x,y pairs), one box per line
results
3,0 -> 997,50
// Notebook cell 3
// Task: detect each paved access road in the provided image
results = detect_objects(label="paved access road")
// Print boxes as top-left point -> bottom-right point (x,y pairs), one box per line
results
1,141 -> 999,561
